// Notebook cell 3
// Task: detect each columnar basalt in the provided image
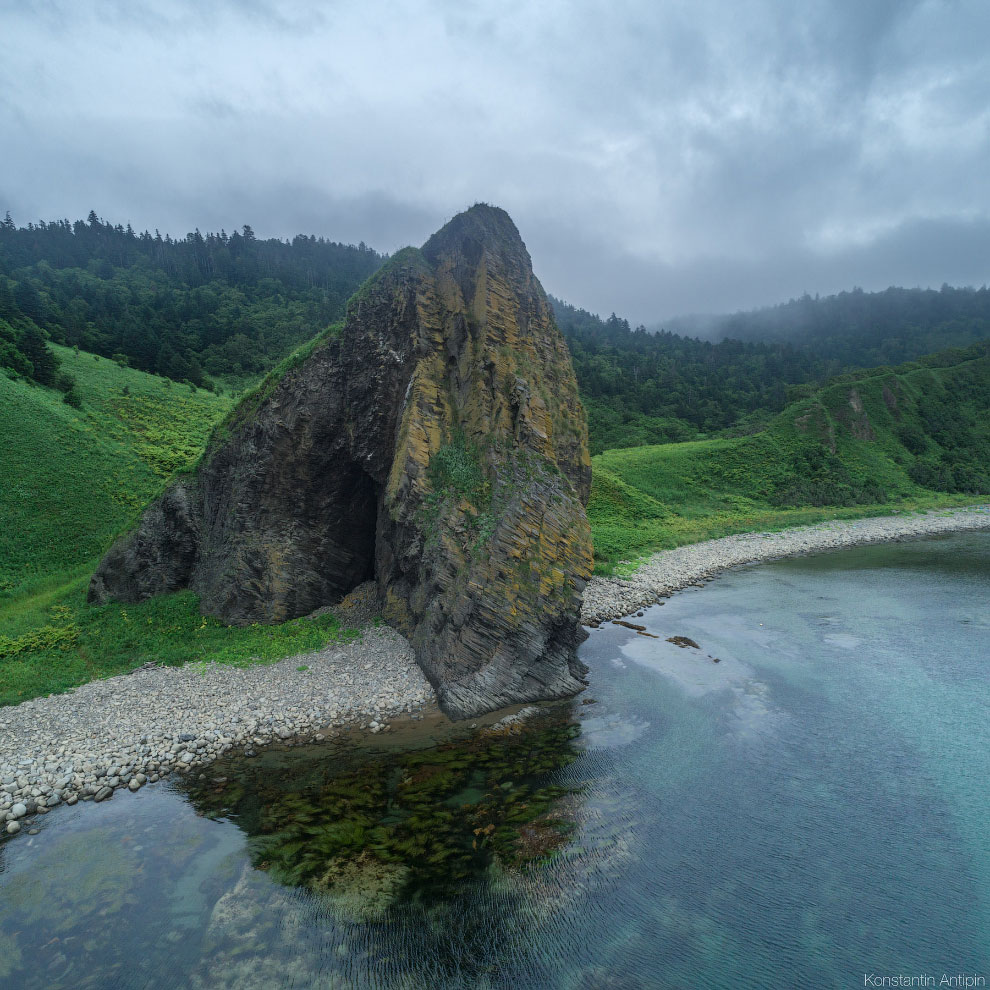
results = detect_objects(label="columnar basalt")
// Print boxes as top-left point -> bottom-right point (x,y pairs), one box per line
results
90,205 -> 594,718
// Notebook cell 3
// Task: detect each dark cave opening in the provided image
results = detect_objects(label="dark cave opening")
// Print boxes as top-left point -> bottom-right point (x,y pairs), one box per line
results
315,459 -> 380,602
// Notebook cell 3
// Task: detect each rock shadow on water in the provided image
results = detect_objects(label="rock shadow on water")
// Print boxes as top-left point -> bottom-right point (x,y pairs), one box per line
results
0,704 -> 649,988
181,705 -> 588,926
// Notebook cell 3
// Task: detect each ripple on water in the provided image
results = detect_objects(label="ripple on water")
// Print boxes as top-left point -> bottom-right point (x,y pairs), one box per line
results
1,531 -> 988,988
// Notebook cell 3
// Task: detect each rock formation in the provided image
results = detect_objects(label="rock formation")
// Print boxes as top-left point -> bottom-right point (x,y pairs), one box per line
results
90,204 -> 593,718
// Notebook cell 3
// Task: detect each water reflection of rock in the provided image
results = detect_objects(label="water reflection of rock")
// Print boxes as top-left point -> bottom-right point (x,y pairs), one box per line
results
179,704 -> 647,987
0,698 -> 646,988
491,779 -> 641,927
190,864 -> 312,990
183,708 -> 587,923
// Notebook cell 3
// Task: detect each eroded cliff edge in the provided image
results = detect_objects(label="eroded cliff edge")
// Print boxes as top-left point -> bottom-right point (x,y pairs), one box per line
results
89,205 -> 594,718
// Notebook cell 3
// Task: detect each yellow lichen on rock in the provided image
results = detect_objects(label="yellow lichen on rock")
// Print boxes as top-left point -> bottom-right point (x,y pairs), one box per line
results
89,204 -> 593,719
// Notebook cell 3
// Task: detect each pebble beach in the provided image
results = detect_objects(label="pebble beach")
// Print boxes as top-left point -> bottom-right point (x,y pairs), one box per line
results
3,504 -> 988,837
581,504 -> 990,624
1,625 -> 434,835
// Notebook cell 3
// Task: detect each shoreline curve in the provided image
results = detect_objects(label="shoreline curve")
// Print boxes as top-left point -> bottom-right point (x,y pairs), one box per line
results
1,625 -> 435,837
581,504 -> 990,626
4,504 -> 988,839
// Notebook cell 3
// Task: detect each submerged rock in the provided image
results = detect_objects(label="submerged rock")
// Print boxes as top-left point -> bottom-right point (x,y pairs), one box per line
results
313,854 -> 412,923
185,703 -> 583,908
667,636 -> 701,649
89,204 -> 593,718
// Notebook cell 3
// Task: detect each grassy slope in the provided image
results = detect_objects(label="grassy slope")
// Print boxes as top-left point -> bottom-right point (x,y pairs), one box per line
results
0,348 -> 354,706
589,347 -> 990,572
3,337 -> 987,704
1,346 -> 229,595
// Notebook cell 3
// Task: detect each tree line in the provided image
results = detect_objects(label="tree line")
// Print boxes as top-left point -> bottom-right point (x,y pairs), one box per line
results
4,209 -> 988,457
669,284 -> 990,367
0,211 -> 382,391
553,298 -> 826,452
553,285 -> 990,454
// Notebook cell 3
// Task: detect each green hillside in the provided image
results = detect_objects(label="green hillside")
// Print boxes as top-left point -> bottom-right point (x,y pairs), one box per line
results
1,345 -> 230,597
0,214 -> 383,389
589,343 -> 990,570
2,338 -> 986,704
553,285 -> 990,454
0,349 -> 357,705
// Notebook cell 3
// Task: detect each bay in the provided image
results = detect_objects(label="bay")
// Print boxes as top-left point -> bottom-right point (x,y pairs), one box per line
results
1,531 -> 987,988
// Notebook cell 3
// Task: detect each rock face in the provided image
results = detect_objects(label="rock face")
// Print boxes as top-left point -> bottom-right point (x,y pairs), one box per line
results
90,205 -> 593,718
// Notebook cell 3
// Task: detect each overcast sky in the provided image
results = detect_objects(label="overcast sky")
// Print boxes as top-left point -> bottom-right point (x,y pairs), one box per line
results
2,0 -> 989,323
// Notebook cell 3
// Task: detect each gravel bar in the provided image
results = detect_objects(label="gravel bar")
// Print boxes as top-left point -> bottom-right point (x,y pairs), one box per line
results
1,625 -> 434,836
581,505 -> 990,626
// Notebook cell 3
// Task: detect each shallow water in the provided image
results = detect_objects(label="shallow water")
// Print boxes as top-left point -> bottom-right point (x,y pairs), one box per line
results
1,531 -> 988,988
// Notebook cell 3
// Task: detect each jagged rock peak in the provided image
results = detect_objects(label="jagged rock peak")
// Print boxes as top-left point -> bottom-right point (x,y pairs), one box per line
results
90,204 -> 594,719
423,202 -> 533,274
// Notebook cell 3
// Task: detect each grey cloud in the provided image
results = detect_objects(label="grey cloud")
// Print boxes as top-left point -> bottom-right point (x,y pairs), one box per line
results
5,0 -> 330,35
1,0 -> 988,320
532,214 -> 990,328
179,186 -> 440,253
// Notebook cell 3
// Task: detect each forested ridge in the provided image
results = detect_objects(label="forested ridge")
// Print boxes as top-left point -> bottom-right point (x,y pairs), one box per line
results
4,210 -> 989,459
554,298 -> 818,451
671,284 -> 990,366
553,286 -> 990,453
0,211 -> 383,390
589,340 -> 990,568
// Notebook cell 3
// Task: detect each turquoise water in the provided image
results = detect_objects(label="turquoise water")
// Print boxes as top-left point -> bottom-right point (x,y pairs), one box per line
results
1,532 -> 988,988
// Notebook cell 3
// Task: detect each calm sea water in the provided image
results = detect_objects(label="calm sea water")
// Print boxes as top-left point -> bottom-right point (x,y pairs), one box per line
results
1,531 -> 988,989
